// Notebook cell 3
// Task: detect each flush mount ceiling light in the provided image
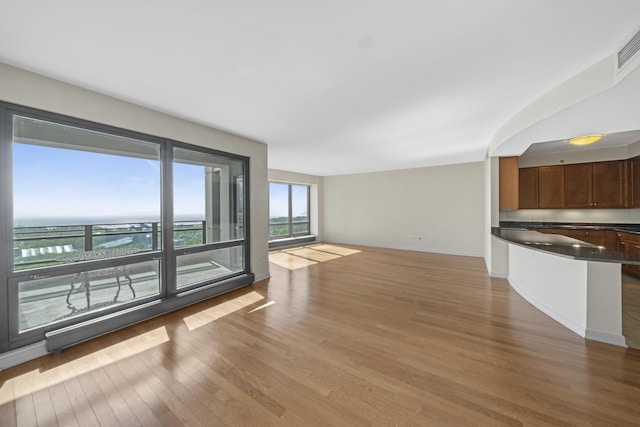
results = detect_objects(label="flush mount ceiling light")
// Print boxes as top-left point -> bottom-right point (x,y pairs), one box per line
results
567,134 -> 604,146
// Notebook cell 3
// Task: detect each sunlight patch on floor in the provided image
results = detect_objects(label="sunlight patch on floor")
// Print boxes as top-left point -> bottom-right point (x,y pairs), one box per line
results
269,244 -> 361,271
0,326 -> 170,405
248,300 -> 276,313
183,291 -> 265,331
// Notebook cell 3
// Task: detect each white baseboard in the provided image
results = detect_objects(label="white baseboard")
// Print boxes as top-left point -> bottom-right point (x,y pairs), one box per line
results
489,271 -> 508,279
0,341 -> 48,370
585,329 -> 627,348
254,272 -> 271,282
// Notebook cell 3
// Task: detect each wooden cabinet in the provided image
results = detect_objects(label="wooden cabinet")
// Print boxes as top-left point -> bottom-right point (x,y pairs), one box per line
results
499,157 -> 519,210
563,160 -> 626,208
592,161 -> 627,208
564,163 -> 592,208
518,167 -> 538,209
630,156 -> 640,208
519,160 -> 628,209
537,166 -> 564,208
617,232 -> 640,278
518,166 -> 563,208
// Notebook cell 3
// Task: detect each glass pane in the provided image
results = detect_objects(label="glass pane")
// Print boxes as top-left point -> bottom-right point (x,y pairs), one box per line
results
176,246 -> 244,288
269,224 -> 290,238
269,182 -> 289,227
12,116 -> 161,271
173,148 -> 245,245
292,223 -> 310,234
17,259 -> 161,331
291,185 -> 309,224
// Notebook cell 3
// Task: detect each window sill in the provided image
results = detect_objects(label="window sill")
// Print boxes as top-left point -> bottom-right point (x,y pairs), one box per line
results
268,235 -> 316,249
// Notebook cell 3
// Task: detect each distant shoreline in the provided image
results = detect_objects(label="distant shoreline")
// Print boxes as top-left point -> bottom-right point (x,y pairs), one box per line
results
14,216 -> 204,227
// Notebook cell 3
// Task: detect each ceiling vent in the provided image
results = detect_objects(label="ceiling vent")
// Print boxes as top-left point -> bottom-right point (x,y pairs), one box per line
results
618,28 -> 640,70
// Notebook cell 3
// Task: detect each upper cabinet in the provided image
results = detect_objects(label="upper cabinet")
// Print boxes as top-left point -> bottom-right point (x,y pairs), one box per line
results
499,157 -> 519,210
518,167 -> 538,209
564,160 -> 627,209
537,166 -> 564,208
513,159 -> 629,210
630,156 -> 640,208
592,160 -> 627,208
517,165 -> 564,209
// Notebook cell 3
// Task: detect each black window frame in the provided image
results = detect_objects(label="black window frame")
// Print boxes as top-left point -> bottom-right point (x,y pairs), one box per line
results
268,182 -> 311,240
0,101 -> 253,353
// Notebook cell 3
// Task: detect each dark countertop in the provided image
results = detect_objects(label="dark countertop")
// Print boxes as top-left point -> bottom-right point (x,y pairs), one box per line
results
492,227 -> 640,265
499,221 -> 640,234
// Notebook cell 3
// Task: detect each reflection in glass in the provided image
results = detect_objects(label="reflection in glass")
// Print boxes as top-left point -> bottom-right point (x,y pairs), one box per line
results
176,246 -> 244,289
18,259 -> 161,332
173,148 -> 245,246
12,115 -> 161,271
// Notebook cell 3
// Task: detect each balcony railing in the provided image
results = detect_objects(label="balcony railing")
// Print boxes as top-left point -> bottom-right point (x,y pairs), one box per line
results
13,221 -> 207,270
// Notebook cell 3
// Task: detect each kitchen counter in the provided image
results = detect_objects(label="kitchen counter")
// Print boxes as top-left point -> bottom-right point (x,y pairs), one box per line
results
492,227 -> 640,265
491,225 -> 630,347
499,221 -> 640,235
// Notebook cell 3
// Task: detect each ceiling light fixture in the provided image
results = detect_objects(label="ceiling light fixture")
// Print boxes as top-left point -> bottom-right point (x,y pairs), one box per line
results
567,134 -> 604,146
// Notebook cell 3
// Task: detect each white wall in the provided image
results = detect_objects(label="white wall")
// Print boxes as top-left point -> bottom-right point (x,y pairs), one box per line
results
268,169 -> 323,238
322,162 -> 484,256
507,243 -> 625,346
0,62 -> 270,280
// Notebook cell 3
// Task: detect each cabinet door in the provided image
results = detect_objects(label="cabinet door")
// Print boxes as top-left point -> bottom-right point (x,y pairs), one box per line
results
564,163 -> 592,208
499,157 -> 519,210
538,166 -> 564,208
518,167 -> 538,209
618,232 -> 640,278
631,156 -> 640,208
592,160 -> 625,208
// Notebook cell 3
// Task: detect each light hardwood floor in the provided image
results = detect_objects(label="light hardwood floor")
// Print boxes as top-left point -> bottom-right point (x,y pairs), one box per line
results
1,243 -> 640,426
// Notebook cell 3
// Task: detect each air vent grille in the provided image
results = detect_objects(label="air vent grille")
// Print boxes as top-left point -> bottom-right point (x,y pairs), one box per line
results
618,28 -> 640,70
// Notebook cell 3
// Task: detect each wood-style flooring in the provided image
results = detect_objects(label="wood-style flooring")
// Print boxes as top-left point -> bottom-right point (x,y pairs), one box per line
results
1,243 -> 640,426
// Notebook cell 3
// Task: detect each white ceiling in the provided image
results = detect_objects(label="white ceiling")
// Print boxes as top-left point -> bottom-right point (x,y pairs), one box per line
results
1,1 -> 639,176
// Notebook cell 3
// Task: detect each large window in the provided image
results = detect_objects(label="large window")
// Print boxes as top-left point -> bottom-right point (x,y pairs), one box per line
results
0,103 -> 251,351
173,147 -> 245,289
269,183 -> 310,240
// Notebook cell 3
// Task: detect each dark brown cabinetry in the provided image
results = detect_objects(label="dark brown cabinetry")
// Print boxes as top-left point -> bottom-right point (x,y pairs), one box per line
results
564,160 -> 625,209
564,161 -> 626,208
617,232 -> 640,277
499,157 -> 519,210
518,166 -> 564,208
518,167 -> 538,209
564,163 -> 592,208
518,160 -> 627,209
538,166 -> 564,208
592,161 -> 627,208
630,156 -> 640,208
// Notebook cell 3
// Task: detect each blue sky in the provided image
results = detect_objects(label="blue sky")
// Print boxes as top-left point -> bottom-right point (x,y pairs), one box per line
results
269,183 -> 308,218
13,143 -> 205,224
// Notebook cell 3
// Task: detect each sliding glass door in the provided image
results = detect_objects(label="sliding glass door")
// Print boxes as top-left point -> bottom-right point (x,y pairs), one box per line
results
0,103 -> 250,351
173,146 -> 246,289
